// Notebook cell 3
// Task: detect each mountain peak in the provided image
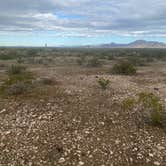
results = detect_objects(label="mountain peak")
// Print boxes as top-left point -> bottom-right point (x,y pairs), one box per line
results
98,40 -> 166,48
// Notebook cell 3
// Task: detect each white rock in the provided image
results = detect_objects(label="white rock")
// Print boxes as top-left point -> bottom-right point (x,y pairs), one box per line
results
0,109 -> 6,114
5,131 -> 11,135
115,139 -> 121,145
156,145 -> 165,151
149,153 -> 154,157
78,161 -> 84,166
154,161 -> 160,166
58,157 -> 65,163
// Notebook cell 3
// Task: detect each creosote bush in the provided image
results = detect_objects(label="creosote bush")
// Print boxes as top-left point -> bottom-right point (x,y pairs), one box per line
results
97,78 -> 110,90
87,57 -> 101,67
122,97 -> 136,110
38,77 -> 56,85
7,65 -> 26,75
138,92 -> 165,126
1,66 -> 33,96
122,93 -> 166,127
76,57 -> 86,66
0,73 -> 33,96
5,82 -> 28,95
111,61 -> 136,75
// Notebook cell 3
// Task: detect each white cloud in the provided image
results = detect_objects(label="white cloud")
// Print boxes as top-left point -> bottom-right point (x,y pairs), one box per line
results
0,0 -> 166,37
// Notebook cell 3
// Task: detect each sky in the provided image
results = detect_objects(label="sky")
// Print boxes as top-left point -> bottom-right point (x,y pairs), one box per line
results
1,0 -> 166,46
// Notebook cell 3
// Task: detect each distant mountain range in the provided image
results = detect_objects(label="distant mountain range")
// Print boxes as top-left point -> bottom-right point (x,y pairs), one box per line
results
91,40 -> 166,48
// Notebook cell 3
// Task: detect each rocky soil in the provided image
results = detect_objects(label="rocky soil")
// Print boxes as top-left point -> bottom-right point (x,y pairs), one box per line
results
0,64 -> 166,166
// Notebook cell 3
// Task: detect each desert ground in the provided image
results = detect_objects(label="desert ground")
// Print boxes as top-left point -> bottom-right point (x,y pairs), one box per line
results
0,48 -> 166,166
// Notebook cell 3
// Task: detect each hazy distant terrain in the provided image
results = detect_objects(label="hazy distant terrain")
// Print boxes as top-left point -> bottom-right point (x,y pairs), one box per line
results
94,40 -> 166,48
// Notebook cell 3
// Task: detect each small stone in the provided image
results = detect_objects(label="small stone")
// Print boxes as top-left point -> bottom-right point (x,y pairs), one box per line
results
100,122 -> 105,126
156,145 -> 165,151
5,131 -> 11,135
97,137 -> 101,141
65,90 -> 72,95
115,139 -> 121,145
110,151 -> 113,155
149,153 -> 154,157
78,161 -> 84,166
89,155 -> 93,158
0,109 -> 6,114
58,157 -> 65,163
154,161 -> 160,166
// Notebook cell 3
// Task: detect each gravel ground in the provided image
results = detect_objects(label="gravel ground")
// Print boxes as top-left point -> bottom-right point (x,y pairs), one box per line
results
0,65 -> 166,166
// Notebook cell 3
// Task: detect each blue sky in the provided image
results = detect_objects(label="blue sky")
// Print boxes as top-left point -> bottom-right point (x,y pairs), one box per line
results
1,0 -> 166,46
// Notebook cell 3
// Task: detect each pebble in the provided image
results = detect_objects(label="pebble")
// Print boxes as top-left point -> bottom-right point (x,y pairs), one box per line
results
0,109 -> 6,114
78,161 -> 84,166
115,139 -> 121,145
156,145 -> 165,151
149,153 -> 154,157
58,157 -> 65,163
154,161 -> 160,166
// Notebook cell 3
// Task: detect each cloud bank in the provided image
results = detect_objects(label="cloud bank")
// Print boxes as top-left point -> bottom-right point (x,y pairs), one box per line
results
0,0 -> 166,38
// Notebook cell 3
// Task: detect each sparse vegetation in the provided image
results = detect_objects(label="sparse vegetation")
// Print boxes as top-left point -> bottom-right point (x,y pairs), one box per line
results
0,73 -> 33,96
122,93 -> 166,127
7,65 -> 26,75
5,81 -> 28,95
121,97 -> 136,110
97,78 -> 110,90
111,61 -> 136,75
76,57 -> 86,66
138,92 -> 166,126
87,57 -> 101,67
1,65 -> 33,96
38,77 -> 56,85
1,47 -> 166,165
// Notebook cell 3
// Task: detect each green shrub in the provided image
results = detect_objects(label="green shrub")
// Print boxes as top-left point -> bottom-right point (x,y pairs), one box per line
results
17,57 -> 24,64
122,93 -> 166,127
76,57 -> 86,66
138,92 -> 165,126
97,78 -> 110,90
38,77 -> 55,85
7,65 -> 26,75
87,57 -> 101,67
111,61 -> 136,75
5,82 -> 28,95
122,97 -> 136,110
107,55 -> 115,60
127,57 -> 146,66
0,73 -> 33,96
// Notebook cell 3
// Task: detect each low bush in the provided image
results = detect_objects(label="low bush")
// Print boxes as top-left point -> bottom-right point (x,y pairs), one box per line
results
127,57 -> 146,66
5,82 -> 28,95
37,77 -> 56,85
7,65 -> 26,75
97,78 -> 110,90
87,57 -> 101,67
111,61 -> 136,75
121,93 -> 166,127
76,57 -> 86,66
17,57 -> 24,64
138,92 -> 165,126
121,97 -> 136,110
0,72 -> 33,96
